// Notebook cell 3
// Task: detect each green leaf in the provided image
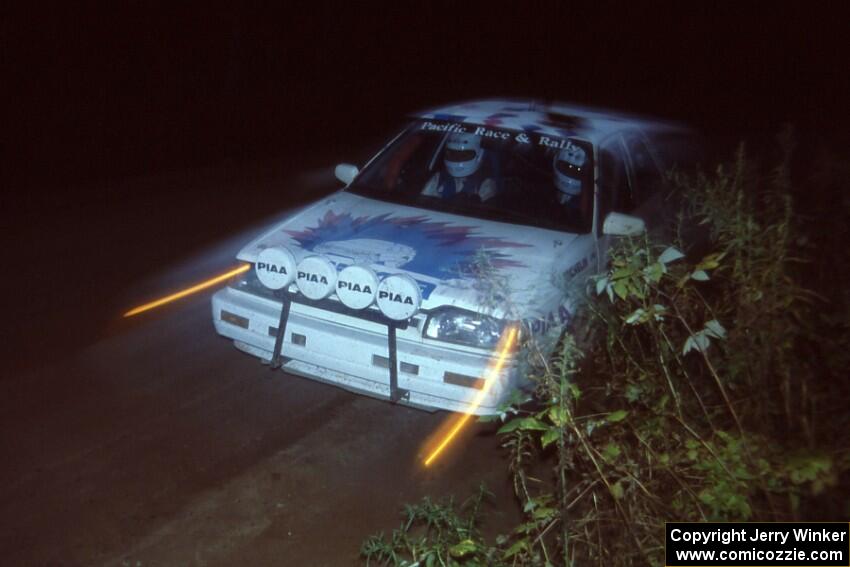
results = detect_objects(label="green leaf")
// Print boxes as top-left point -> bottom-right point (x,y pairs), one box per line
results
602,442 -> 622,461
704,319 -> 727,339
533,506 -> 557,520
497,417 -> 549,434
548,406 -> 568,427
523,499 -> 537,513
515,520 -> 537,535
610,481 -> 625,500
630,280 -> 646,300
611,267 -> 635,280
643,261 -> 665,283
659,246 -> 685,264
624,308 -> 646,325
625,383 -> 642,402
696,252 -> 724,271
541,428 -> 560,449
613,280 -> 629,300
607,409 -> 629,423
449,539 -> 477,557
595,276 -> 608,296
786,453 -> 834,485
683,332 -> 710,354
691,270 -> 710,281
503,539 -> 530,559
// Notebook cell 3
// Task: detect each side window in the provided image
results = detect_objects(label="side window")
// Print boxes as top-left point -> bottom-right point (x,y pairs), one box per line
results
597,137 -> 634,233
625,135 -> 662,206
378,132 -> 431,192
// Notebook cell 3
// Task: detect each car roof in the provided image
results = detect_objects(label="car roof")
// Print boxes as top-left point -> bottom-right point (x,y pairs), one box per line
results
412,98 -> 687,145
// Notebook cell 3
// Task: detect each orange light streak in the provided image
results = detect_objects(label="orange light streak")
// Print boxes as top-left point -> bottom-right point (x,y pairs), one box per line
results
123,264 -> 250,317
423,326 -> 518,467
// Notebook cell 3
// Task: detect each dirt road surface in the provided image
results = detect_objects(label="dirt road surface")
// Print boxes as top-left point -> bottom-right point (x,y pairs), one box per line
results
1,161 -> 518,566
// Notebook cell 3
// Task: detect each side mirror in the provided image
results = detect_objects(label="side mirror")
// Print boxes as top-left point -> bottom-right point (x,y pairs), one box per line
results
602,212 -> 645,237
334,163 -> 359,186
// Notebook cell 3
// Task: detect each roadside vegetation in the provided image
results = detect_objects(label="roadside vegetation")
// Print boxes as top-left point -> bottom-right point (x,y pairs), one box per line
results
361,131 -> 850,566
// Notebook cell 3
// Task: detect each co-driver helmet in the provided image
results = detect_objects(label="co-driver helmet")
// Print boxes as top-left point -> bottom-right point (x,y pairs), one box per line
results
553,143 -> 587,202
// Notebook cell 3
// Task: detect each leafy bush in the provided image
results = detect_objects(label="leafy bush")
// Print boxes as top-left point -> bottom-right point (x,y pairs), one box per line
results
362,135 -> 849,566
360,485 -> 505,567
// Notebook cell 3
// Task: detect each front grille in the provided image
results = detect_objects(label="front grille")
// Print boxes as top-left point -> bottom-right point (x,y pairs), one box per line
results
372,355 -> 419,375
400,362 -> 419,375
266,326 -> 306,347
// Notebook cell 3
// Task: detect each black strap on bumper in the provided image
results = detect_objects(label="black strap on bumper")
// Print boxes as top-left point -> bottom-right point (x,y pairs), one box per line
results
270,291 -> 291,370
387,322 -> 409,403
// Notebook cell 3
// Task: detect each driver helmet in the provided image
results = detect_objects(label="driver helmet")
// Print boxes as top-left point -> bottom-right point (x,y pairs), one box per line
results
553,143 -> 588,203
444,133 -> 484,178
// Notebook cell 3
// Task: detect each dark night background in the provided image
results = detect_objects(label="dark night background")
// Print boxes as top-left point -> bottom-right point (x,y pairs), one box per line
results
4,4 -> 847,194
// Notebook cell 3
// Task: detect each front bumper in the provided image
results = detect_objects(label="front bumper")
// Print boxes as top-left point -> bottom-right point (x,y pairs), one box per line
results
211,286 -> 518,414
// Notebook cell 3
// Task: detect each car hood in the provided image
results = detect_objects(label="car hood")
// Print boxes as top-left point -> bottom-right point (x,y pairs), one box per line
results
237,192 -> 587,318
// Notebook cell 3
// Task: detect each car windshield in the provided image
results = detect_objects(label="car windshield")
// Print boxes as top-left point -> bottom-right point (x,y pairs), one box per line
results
347,120 -> 593,233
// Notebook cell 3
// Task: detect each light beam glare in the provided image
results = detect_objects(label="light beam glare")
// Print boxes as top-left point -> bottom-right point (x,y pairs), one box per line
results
123,264 -> 249,317
423,326 -> 518,467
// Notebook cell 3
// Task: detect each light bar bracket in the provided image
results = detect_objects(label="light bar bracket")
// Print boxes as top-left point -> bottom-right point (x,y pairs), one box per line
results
270,290 -> 291,369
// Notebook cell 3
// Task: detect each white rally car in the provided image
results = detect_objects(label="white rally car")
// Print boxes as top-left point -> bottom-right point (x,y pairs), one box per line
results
212,99 -> 687,414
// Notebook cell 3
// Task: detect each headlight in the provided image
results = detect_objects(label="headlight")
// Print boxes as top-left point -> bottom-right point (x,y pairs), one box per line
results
424,307 -> 506,349
233,266 -> 276,298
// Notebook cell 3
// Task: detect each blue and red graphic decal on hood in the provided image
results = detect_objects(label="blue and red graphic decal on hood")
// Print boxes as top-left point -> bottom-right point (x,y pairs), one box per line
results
285,210 -> 531,281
